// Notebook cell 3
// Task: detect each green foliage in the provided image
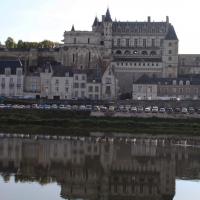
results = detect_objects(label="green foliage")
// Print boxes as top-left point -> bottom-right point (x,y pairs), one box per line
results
5,37 -> 16,48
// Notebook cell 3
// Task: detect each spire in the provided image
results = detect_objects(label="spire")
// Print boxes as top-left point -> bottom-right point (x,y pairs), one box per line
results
92,16 -> 98,27
105,8 -> 112,22
71,25 -> 75,32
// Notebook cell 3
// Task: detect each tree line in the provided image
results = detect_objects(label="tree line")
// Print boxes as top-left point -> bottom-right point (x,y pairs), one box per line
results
3,37 -> 60,49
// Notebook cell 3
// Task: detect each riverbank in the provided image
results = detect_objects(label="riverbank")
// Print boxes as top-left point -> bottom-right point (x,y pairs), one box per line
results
0,109 -> 200,135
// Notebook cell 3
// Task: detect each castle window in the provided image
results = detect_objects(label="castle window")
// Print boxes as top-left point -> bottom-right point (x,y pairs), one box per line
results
168,50 -> 172,54
133,50 -> 138,54
142,51 -> 148,55
89,51 -> 91,62
116,50 -> 122,55
74,38 -> 76,44
169,42 -> 172,47
126,38 -> 130,47
124,50 -> 131,55
117,39 -> 121,47
134,39 -> 138,47
88,38 -> 90,44
150,51 -> 156,55
152,39 -> 155,47
143,39 -> 147,47
186,80 -> 190,85
100,41 -> 104,45
168,56 -> 172,61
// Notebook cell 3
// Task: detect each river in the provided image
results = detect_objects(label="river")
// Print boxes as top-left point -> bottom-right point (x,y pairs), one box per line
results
0,133 -> 200,200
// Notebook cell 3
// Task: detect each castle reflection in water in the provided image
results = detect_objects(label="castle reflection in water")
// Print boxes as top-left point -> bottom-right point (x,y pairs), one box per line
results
0,136 -> 200,200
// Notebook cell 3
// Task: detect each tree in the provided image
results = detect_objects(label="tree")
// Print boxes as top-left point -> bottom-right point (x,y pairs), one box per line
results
5,37 -> 16,48
17,40 -> 24,48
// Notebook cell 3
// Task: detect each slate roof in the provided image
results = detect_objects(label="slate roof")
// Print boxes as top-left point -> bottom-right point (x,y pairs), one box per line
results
114,57 -> 162,62
51,65 -> 73,77
92,17 -> 98,27
0,60 -> 23,74
134,74 -> 200,85
112,21 -> 168,34
104,8 -> 112,22
165,25 -> 178,40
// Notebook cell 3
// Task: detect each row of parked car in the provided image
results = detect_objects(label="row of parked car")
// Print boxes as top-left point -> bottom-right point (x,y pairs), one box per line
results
0,103 -> 199,114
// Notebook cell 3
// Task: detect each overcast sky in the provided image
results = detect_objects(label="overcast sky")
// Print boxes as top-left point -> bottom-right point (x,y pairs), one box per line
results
1,0 -> 200,54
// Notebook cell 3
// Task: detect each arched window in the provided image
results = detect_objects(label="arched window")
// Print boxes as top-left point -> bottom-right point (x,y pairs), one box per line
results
150,51 -> 156,55
124,50 -> 131,55
142,51 -> 148,55
133,50 -> 138,54
116,50 -> 122,55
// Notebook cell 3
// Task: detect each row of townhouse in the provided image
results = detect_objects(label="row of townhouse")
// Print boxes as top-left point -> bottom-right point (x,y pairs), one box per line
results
132,74 -> 200,100
0,60 -> 119,100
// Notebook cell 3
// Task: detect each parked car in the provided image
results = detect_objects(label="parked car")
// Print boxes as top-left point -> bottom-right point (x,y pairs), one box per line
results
51,104 -> 58,109
174,107 -> 181,113
93,105 -> 100,111
130,106 -> 137,113
159,107 -> 166,113
152,106 -> 158,113
145,107 -> 151,113
188,107 -> 195,114
166,107 -> 173,113
137,106 -> 144,113
108,106 -> 115,112
79,105 -> 86,111
181,107 -> 188,114
65,105 -> 72,110
0,104 -> 6,109
85,105 -> 92,111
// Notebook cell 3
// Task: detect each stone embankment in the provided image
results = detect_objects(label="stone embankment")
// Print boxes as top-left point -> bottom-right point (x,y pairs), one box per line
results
91,111 -> 200,119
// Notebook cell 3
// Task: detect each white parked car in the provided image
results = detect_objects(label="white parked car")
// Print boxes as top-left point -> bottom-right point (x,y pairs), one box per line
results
152,106 -> 158,113
159,108 -> 166,113
181,107 -> 188,114
130,106 -> 137,112
145,107 -> 151,113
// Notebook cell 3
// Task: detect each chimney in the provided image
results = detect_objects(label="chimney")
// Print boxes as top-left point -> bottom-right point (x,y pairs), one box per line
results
148,16 -> 151,22
166,16 -> 169,23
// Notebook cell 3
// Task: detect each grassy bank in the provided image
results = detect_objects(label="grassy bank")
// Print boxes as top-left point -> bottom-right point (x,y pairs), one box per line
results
0,109 -> 200,135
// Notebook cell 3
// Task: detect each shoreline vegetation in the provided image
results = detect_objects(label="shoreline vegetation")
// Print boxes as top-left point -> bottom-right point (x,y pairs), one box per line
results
0,110 -> 200,136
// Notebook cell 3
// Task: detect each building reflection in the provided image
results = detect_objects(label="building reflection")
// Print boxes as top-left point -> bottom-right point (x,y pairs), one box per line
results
0,136 -> 199,200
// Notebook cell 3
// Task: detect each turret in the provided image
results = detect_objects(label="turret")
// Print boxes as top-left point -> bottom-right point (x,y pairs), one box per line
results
103,8 -> 113,57
71,25 -> 75,32
92,17 -> 98,31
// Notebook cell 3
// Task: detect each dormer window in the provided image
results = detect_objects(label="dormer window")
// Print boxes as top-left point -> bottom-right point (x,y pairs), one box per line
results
186,80 -> 190,85
179,80 -> 183,85
16,68 -> 22,76
173,80 -> 176,85
5,68 -> 11,76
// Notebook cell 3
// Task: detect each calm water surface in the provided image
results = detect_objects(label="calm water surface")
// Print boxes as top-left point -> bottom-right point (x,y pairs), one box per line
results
0,134 -> 200,200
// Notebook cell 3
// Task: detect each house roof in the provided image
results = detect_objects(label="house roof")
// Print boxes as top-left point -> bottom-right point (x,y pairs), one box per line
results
165,25 -> 178,40
0,59 -> 24,74
134,74 -> 200,85
114,57 -> 162,62
104,8 -> 112,22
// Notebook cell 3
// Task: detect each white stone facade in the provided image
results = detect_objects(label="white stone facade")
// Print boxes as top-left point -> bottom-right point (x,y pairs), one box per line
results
61,9 -> 179,95
0,61 -> 23,97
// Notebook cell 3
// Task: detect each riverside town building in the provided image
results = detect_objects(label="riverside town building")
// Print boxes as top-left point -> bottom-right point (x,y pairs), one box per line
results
0,9 -> 200,100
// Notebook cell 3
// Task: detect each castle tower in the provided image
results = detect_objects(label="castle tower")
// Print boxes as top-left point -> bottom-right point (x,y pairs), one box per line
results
103,8 -> 113,58
162,17 -> 179,78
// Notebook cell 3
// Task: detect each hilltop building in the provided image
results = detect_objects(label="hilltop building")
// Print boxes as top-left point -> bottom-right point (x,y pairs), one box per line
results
0,9 -> 200,100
